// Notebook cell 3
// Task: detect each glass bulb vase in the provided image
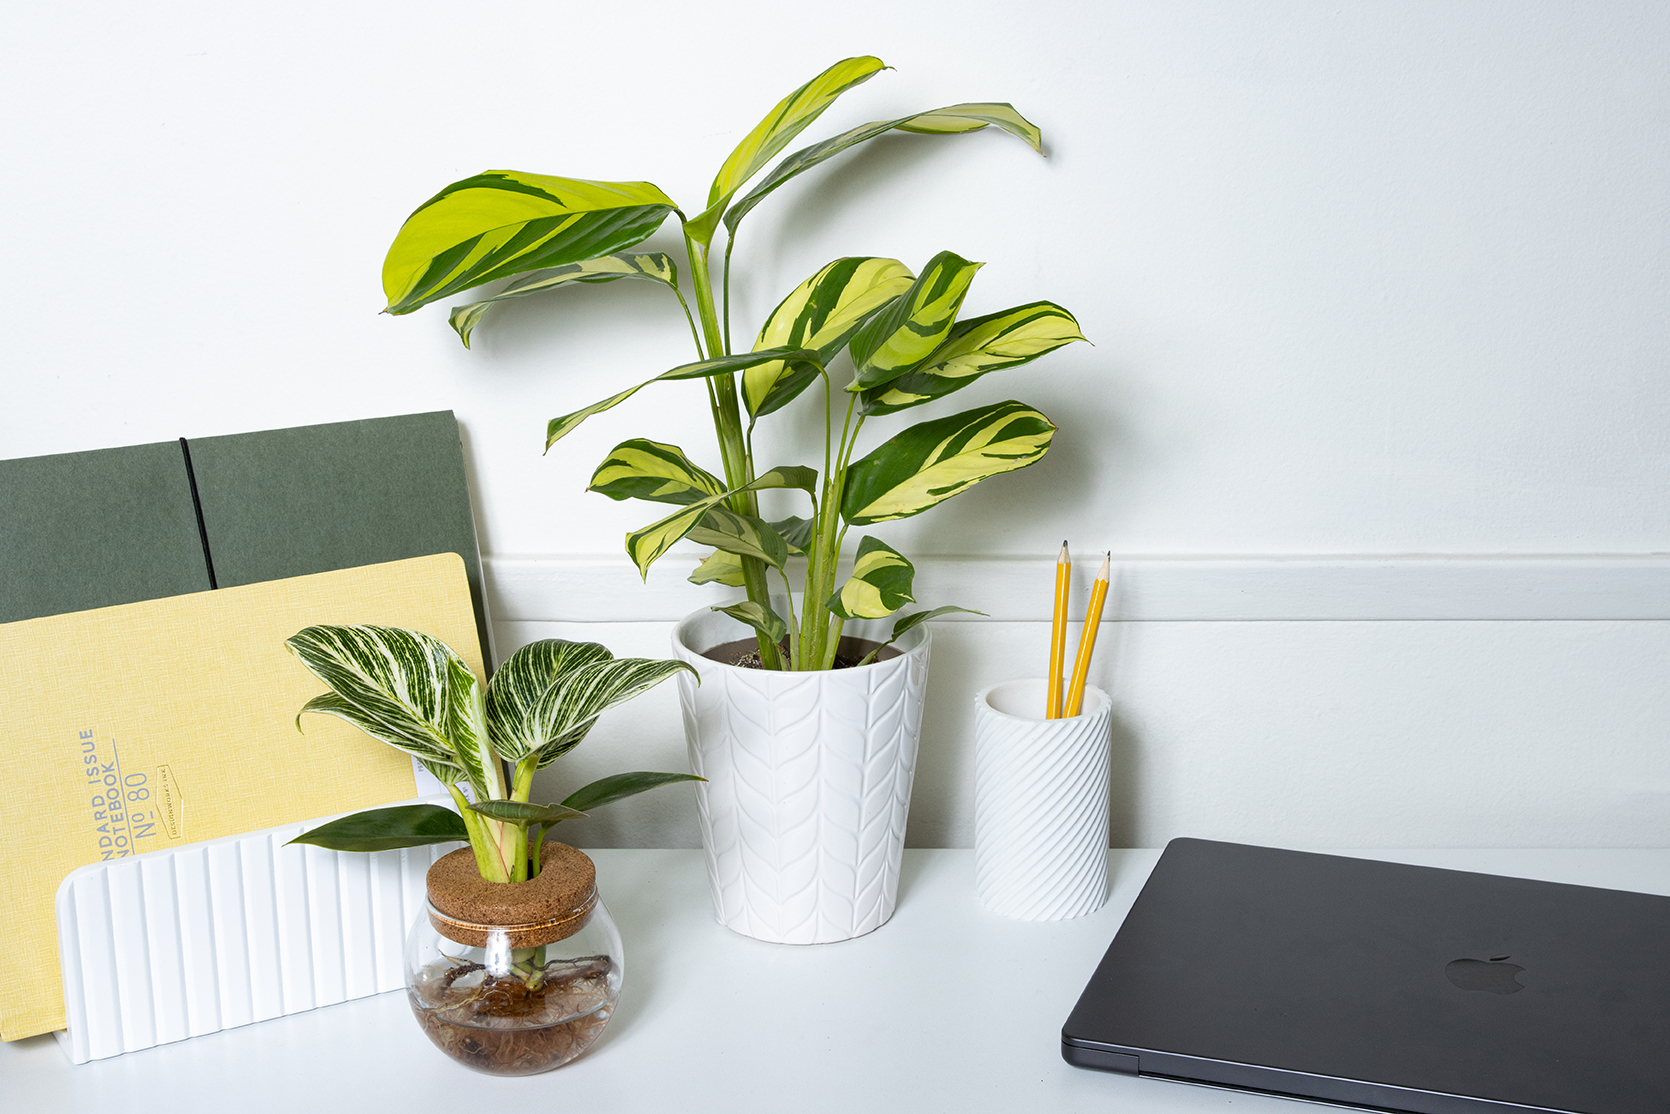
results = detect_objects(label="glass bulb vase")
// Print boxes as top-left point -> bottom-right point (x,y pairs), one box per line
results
405,844 -> 623,1075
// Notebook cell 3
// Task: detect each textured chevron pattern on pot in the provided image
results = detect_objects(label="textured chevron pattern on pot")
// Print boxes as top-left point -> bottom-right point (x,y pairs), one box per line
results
973,683 -> 1112,921
674,611 -> 930,943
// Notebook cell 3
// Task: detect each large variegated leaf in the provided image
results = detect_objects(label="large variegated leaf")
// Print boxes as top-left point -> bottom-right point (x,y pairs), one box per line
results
484,638 -> 613,761
771,514 -> 815,554
448,252 -> 679,348
560,771 -> 705,814
725,103 -> 1042,235
687,506 -> 790,567
286,624 -> 477,786
546,347 -> 823,449
522,656 -> 696,767
383,173 -> 677,315
841,400 -> 1055,525
848,251 -> 983,391
624,466 -> 817,578
827,536 -> 916,619
745,257 -> 914,417
859,301 -> 1087,415
688,513 -> 811,586
713,600 -> 788,645
690,548 -> 746,586
589,439 -> 725,505
684,56 -> 886,245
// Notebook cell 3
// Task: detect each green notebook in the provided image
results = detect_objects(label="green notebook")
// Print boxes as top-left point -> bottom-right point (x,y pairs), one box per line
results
0,411 -> 492,661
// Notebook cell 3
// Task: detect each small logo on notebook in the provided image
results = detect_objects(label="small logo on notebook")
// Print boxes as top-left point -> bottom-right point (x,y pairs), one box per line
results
1446,954 -> 1525,995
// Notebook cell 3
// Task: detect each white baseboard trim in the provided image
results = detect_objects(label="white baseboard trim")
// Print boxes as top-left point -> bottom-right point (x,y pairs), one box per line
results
483,554 -> 1670,623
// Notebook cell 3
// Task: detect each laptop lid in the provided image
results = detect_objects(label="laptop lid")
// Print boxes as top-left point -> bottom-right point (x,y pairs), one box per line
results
1062,839 -> 1670,1114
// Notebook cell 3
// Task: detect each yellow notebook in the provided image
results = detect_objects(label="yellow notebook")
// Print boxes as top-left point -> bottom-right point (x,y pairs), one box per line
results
0,554 -> 484,1039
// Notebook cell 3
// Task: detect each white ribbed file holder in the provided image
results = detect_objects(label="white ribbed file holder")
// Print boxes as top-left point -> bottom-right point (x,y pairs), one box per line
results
53,801 -> 457,1063
973,678 -> 1113,921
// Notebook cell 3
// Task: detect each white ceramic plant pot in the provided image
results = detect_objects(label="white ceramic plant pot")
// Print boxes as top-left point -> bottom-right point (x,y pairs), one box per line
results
972,677 -> 1113,921
672,605 -> 931,944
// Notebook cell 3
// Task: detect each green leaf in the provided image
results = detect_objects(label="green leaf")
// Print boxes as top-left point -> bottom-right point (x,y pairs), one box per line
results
841,400 -> 1056,525
859,301 -> 1088,416
623,465 -> 816,578
827,536 -> 916,620
589,439 -> 725,505
891,604 -> 984,639
684,56 -> 887,245
484,638 -> 613,761
690,549 -> 746,586
546,347 -> 823,449
712,599 -> 788,645
289,804 -> 469,852
286,625 -> 505,799
467,799 -> 589,827
687,506 -> 790,568
448,252 -> 680,348
561,771 -> 706,815
854,605 -> 986,666
848,251 -> 983,391
725,103 -> 1043,236
745,257 -> 914,417
383,173 -> 677,315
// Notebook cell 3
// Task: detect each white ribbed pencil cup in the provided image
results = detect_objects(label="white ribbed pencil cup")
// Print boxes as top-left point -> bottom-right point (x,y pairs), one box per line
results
973,678 -> 1112,920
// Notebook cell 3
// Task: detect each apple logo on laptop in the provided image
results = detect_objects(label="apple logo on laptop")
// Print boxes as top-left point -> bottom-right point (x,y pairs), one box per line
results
1446,954 -> 1526,995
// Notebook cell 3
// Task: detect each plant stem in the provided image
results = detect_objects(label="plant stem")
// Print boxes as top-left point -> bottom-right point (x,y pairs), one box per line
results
448,783 -> 509,883
684,224 -> 782,669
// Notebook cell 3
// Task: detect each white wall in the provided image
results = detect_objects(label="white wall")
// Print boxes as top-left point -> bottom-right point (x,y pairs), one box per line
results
5,1 -> 1667,846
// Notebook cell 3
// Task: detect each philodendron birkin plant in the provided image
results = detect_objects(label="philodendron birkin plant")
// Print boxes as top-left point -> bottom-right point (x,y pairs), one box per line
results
284,624 -> 698,883
380,56 -> 1088,670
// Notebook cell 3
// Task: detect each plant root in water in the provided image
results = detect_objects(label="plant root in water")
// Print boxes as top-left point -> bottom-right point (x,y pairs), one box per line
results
411,955 -> 616,1075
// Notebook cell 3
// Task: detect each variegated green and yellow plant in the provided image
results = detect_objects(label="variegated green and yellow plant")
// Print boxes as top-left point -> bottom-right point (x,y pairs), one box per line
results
285,625 -> 698,882
382,56 -> 1087,670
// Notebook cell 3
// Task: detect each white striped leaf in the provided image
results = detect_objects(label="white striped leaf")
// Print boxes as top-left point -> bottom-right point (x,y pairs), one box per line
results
858,301 -> 1087,415
443,653 -> 501,802
745,257 -> 914,417
624,465 -> 817,578
848,251 -> 983,391
546,346 -> 822,449
841,400 -> 1055,525
687,506 -> 790,568
712,600 -> 788,645
384,173 -> 677,315
448,252 -> 679,348
286,624 -> 503,800
484,639 -> 614,762
724,103 -> 1042,235
827,536 -> 916,619
588,439 -> 725,505
684,56 -> 886,245
522,655 -> 696,766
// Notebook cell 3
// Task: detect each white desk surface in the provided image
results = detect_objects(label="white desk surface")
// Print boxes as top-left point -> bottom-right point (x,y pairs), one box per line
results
8,847 -> 1670,1113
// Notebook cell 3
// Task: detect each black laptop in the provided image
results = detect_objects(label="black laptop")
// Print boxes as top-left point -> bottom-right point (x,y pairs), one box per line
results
1062,839 -> 1670,1114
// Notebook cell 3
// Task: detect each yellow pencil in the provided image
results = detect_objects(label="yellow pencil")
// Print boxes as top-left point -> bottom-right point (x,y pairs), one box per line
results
1064,552 -> 1110,717
1047,541 -> 1070,718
